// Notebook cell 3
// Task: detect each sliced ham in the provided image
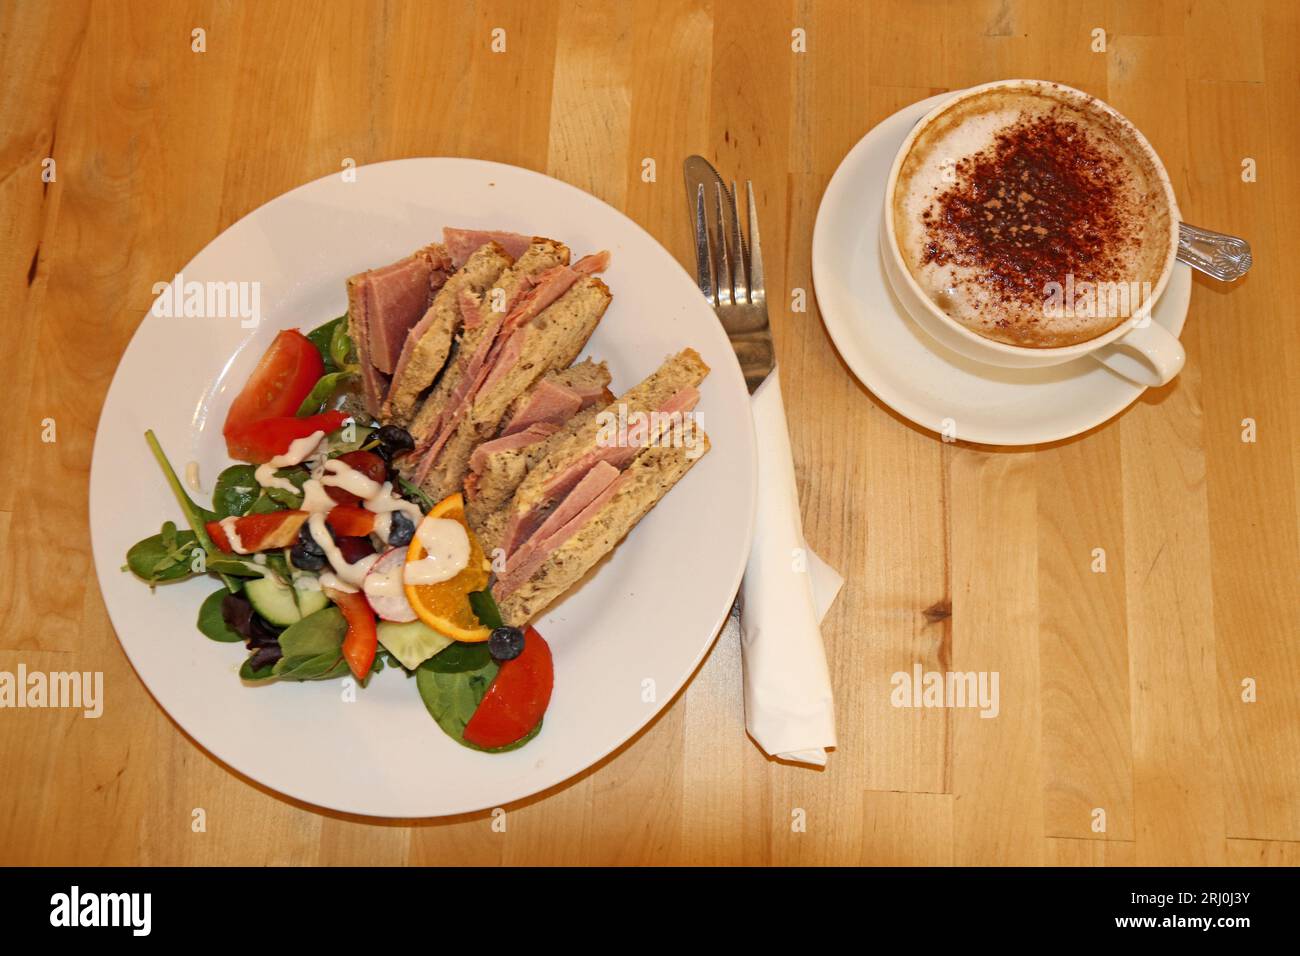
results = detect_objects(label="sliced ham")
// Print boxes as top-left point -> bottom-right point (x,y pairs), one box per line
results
495,464 -> 628,598
498,386 -> 700,557
410,264 -> 585,482
346,279 -> 384,414
409,312 -> 505,479
499,461 -> 622,583
444,228 -> 533,268
476,257 -> 609,397
386,277 -> 460,399
468,422 -> 559,473
347,245 -> 449,414
410,268 -> 542,460
659,385 -> 700,416
568,380 -> 612,407
365,256 -> 441,375
573,250 -> 611,274
501,379 -> 583,436
459,289 -> 484,329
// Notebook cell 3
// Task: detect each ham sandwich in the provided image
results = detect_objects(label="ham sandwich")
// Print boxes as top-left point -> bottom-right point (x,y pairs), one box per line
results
347,229 -> 710,625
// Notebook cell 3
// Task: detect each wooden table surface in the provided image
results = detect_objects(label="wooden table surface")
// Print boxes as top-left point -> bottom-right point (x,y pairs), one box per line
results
3,0 -> 1297,867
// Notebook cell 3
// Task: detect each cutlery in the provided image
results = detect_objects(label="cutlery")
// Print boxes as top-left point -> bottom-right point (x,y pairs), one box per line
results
682,155 -> 776,644
683,156 -> 775,392
1177,222 -> 1252,281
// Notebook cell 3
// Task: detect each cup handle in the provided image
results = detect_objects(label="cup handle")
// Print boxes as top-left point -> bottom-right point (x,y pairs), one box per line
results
1091,319 -> 1185,387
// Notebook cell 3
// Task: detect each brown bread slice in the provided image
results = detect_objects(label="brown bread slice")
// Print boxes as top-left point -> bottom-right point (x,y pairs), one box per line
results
383,242 -> 514,425
498,358 -> 612,434
493,436 -> 711,626
405,238 -> 570,448
508,349 -> 708,513
345,242 -> 450,416
467,404 -> 604,546
415,276 -> 612,501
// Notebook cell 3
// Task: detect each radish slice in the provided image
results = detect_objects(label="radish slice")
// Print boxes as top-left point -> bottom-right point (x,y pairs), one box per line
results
362,548 -> 417,622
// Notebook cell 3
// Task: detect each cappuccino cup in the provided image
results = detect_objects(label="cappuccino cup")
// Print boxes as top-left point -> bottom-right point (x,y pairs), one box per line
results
882,79 -> 1184,387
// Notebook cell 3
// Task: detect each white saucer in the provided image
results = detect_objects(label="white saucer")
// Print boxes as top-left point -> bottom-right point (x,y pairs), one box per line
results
811,92 -> 1192,446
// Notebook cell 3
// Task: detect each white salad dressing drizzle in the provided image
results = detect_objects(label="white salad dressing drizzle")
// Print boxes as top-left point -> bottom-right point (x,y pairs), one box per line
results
363,481 -> 422,546
307,512 -> 378,588
363,564 -> 406,598
255,430 -> 326,494
218,516 -> 246,554
318,571 -> 357,594
292,572 -> 322,592
320,458 -> 383,499
404,517 -> 470,586
300,478 -> 336,514
184,461 -> 204,495
275,447 -> 427,585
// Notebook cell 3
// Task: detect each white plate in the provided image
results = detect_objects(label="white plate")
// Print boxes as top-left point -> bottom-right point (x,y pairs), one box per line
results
89,158 -> 756,817
812,92 -> 1192,446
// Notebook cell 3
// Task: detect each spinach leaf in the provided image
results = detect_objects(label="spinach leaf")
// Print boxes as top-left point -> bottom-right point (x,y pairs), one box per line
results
263,467 -> 308,508
325,423 -> 374,456
213,464 -> 259,518
329,314 -> 355,370
239,657 -> 278,683
275,652 -> 350,681
143,430 -> 235,591
416,652 -> 499,746
125,522 -> 201,585
421,641 -> 494,673
197,587 -> 244,642
415,640 -> 543,752
264,550 -> 292,584
205,555 -> 265,579
247,493 -> 281,514
306,315 -> 346,373
296,371 -> 358,417
270,606 -> 348,681
279,606 -> 347,657
468,590 -> 504,630
243,467 -> 308,513
396,477 -> 436,513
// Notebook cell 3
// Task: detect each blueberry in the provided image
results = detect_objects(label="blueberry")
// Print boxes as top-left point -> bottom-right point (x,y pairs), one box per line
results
297,523 -> 324,554
290,539 -> 326,571
489,626 -> 525,661
376,424 -> 415,457
388,510 -> 415,547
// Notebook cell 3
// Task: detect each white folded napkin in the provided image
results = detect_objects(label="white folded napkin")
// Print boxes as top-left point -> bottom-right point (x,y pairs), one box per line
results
739,366 -> 842,766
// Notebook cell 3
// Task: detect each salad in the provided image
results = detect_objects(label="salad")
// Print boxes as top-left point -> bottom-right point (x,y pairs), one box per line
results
124,316 -> 553,753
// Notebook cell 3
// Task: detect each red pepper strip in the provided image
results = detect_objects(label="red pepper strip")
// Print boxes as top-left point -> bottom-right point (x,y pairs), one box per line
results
325,586 -> 378,681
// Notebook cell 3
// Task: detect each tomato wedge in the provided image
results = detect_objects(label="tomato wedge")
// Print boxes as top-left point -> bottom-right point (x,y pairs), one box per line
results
325,587 -> 379,681
224,410 -> 349,464
223,330 -> 323,446
463,627 -> 553,749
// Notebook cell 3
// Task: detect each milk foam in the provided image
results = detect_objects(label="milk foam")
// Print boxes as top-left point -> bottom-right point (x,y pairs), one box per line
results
892,85 -> 1172,348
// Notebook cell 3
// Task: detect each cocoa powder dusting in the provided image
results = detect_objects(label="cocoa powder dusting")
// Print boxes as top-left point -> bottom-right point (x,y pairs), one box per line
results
921,111 -> 1138,322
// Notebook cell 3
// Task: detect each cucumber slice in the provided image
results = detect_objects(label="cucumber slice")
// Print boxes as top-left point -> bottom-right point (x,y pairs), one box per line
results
294,586 -> 330,619
244,576 -> 302,627
245,575 -> 333,627
378,619 -> 454,671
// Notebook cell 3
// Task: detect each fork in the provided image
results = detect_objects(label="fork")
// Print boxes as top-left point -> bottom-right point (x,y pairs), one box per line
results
691,177 -> 776,394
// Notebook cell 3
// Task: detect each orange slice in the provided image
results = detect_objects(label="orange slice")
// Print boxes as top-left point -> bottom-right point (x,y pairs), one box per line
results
403,492 -> 492,642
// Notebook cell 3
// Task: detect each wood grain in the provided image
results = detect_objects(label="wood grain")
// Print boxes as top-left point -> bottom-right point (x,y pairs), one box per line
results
1,0 -> 1296,866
